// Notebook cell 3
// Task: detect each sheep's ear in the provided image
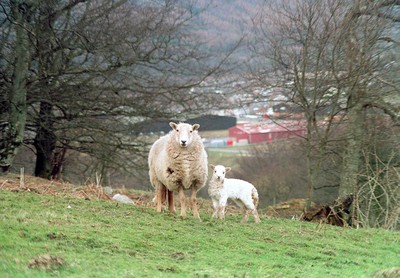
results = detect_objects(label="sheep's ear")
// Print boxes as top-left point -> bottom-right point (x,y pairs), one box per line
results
225,167 -> 231,172
192,124 -> 200,131
210,164 -> 215,169
169,122 -> 177,130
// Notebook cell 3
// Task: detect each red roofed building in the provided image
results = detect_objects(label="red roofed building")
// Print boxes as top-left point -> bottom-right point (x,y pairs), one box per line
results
228,121 -> 306,144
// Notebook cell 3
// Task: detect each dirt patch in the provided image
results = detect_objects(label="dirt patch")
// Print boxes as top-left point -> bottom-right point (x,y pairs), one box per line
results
0,173 -> 112,201
28,254 -> 65,270
266,198 -> 312,219
373,267 -> 400,278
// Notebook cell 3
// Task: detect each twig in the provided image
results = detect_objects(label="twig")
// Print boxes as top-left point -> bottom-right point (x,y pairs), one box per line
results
20,167 -> 25,188
0,180 -> 8,188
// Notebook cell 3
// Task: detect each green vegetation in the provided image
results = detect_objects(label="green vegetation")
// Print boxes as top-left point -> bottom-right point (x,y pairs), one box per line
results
207,147 -> 243,170
0,189 -> 399,277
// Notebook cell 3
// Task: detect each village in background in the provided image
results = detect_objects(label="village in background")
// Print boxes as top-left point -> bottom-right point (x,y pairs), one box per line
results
138,78 -> 339,147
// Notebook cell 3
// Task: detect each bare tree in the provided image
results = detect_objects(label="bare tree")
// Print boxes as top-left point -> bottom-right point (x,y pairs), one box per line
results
0,0 -> 34,173
249,0 -> 400,218
336,0 -> 400,200
1,0 -> 238,182
250,0 -> 350,209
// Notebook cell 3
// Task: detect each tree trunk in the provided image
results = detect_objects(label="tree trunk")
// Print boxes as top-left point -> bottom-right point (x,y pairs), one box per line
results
33,2 -> 57,179
0,2 -> 30,173
339,104 -> 365,197
50,147 -> 66,180
305,123 -> 315,210
339,102 -> 365,227
338,0 -> 364,204
34,101 -> 56,179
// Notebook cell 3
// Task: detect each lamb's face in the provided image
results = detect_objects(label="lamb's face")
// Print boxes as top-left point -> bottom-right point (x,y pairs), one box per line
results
169,122 -> 200,148
212,165 -> 231,182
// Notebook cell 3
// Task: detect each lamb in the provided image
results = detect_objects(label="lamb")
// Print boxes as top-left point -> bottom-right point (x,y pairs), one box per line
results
208,164 -> 261,223
148,122 -> 208,219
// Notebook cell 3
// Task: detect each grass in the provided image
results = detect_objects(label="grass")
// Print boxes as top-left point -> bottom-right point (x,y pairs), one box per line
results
206,147 -> 242,170
0,189 -> 399,277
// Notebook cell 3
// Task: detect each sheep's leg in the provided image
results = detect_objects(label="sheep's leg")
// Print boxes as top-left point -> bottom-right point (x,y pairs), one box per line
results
155,185 -> 166,213
252,209 -> 261,224
190,188 -> 201,219
167,189 -> 176,215
160,186 -> 166,204
178,186 -> 186,217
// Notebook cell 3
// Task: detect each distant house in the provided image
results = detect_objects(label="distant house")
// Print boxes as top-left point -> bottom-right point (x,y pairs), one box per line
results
228,121 -> 306,144
271,103 -> 304,119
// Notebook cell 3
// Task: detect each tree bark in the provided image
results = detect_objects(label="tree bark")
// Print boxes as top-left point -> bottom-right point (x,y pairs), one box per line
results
33,3 -> 57,179
34,101 -> 56,179
339,103 -> 365,197
0,1 -> 30,173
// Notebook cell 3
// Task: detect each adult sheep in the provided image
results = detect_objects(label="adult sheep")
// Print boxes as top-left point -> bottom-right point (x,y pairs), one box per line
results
148,122 -> 208,219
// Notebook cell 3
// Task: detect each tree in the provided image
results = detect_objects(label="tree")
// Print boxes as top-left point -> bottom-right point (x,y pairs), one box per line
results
336,0 -> 400,199
1,0 -> 236,182
337,0 -> 400,227
250,0 -> 400,217
250,0 -> 350,209
0,0 -> 34,173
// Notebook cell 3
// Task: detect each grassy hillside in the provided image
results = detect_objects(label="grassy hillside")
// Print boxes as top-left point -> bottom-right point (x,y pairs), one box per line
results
1,184 -> 399,277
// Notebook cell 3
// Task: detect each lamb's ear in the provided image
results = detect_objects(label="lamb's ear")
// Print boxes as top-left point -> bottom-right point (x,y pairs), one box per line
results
210,164 -> 215,169
225,167 -> 231,172
192,124 -> 200,131
169,122 -> 177,130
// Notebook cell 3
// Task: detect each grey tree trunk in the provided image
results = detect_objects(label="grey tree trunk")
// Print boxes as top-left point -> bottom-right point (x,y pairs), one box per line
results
0,2 -> 30,173
34,101 -> 56,178
33,3 -> 57,179
339,103 -> 365,198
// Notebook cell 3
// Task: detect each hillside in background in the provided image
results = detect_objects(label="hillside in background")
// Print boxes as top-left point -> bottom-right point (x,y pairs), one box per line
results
193,0 -> 264,65
196,0 -> 261,45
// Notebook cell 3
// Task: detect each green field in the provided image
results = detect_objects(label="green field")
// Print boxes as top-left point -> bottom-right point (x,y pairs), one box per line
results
1,189 -> 399,277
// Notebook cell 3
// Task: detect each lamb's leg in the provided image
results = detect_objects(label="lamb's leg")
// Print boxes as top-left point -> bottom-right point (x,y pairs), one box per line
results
219,198 -> 227,220
178,186 -> 186,217
167,189 -> 176,215
252,209 -> 261,223
234,201 -> 247,223
218,205 -> 226,220
211,199 -> 219,218
190,188 -> 201,220
241,208 -> 249,223
242,199 -> 261,224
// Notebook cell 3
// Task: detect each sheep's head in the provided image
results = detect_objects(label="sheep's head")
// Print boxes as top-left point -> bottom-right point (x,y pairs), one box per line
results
210,164 -> 231,182
169,122 -> 200,148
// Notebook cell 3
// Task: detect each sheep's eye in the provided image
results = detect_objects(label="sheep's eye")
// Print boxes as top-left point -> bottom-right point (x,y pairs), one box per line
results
176,129 -> 179,132
190,130 -> 193,133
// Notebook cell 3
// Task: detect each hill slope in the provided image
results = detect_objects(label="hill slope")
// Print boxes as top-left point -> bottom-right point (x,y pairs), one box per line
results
0,184 -> 399,277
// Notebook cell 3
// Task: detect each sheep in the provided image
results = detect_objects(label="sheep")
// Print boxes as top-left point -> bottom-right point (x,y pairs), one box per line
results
148,122 -> 208,219
208,164 -> 261,223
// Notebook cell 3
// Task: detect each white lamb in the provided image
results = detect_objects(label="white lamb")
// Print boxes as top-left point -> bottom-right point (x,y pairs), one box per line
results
208,164 -> 261,223
148,122 -> 208,219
